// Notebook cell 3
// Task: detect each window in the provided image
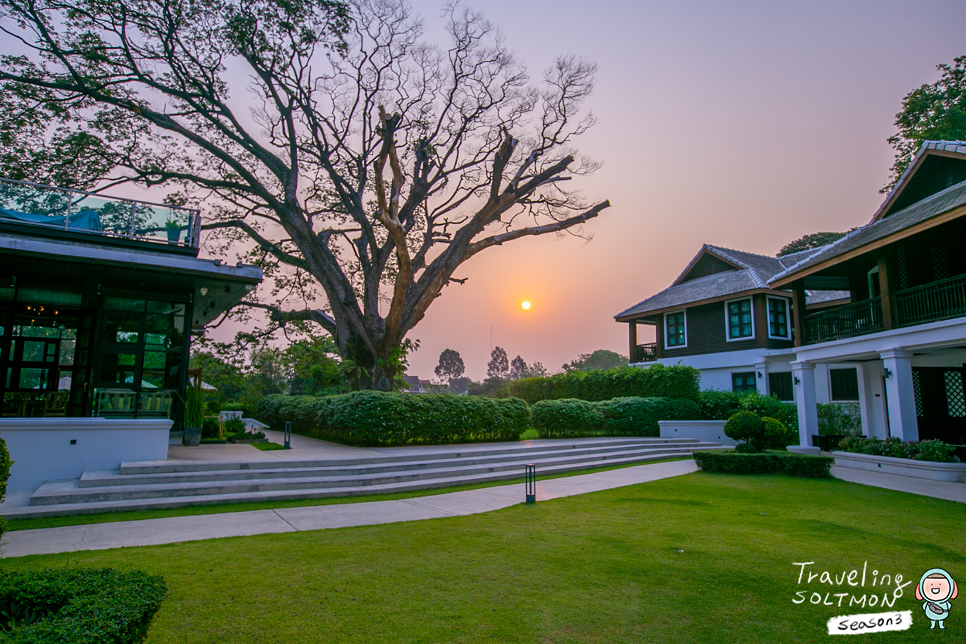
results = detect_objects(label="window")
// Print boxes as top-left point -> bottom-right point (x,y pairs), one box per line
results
769,372 -> 794,401
767,297 -> 790,339
665,311 -> 686,348
830,368 -> 859,401
726,298 -> 753,340
732,372 -> 757,393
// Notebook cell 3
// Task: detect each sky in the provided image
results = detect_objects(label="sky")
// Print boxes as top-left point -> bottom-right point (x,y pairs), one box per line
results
365,0 -> 966,381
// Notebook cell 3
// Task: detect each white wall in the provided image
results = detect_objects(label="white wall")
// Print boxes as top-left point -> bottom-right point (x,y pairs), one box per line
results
0,418 -> 171,491
659,420 -> 738,445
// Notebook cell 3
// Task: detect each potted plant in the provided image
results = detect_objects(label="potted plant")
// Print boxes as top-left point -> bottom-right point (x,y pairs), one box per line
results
165,218 -> 181,244
183,381 -> 205,446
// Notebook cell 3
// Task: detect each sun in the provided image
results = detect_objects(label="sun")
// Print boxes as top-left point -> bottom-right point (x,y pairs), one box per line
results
521,301 -> 531,310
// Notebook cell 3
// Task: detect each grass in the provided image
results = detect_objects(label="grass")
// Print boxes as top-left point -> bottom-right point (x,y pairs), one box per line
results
5,457 -> 691,532
3,473 -> 963,643
251,441 -> 286,451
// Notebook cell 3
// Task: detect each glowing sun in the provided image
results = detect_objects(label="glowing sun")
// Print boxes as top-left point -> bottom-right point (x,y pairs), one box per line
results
521,301 -> 531,310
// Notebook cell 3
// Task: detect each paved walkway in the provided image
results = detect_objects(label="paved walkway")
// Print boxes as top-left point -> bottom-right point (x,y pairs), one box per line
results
0,460 -> 699,558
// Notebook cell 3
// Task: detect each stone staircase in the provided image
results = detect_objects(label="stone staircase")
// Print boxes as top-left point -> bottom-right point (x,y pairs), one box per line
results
9,437 -> 726,517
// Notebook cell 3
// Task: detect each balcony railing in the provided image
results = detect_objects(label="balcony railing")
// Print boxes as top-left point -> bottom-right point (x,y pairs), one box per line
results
896,274 -> 966,327
803,296 -> 883,345
632,343 -> 658,363
0,176 -> 200,249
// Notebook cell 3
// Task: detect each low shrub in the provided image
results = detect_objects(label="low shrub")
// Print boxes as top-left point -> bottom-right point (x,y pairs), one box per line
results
0,568 -> 166,643
837,436 -> 956,462
201,416 -> 220,439
258,392 -> 529,446
692,450 -> 833,477
699,390 -> 798,429
0,435 -> 10,545
531,397 -> 700,438
817,402 -> 862,436
724,411 -> 765,449
503,364 -> 701,403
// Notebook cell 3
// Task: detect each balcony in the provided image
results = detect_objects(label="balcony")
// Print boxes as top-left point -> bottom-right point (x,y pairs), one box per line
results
0,176 -> 200,252
803,297 -> 883,344
632,342 -> 658,363
896,274 -> 966,327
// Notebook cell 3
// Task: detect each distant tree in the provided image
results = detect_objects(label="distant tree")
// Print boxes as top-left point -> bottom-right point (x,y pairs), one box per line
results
777,232 -> 848,257
487,347 -> 509,380
884,55 -> 966,193
509,355 -> 528,380
526,362 -> 549,378
562,349 -> 628,373
434,349 -> 466,385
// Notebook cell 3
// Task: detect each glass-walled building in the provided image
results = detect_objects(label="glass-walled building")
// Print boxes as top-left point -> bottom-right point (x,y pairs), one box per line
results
0,177 -> 262,426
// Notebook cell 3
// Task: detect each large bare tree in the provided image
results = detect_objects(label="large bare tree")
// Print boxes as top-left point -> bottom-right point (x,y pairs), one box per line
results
0,0 -> 610,388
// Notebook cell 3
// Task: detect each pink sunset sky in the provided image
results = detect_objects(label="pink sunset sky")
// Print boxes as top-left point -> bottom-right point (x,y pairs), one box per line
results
369,0 -> 966,381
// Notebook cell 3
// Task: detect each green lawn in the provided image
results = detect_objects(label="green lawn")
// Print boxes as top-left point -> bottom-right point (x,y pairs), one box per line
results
3,473 -> 963,643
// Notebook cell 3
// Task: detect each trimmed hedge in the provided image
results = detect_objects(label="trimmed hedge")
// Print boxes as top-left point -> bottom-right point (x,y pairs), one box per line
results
692,450 -> 833,478
0,568 -> 166,643
503,364 -> 701,404
0,434 -> 10,544
257,392 -> 530,446
531,396 -> 701,438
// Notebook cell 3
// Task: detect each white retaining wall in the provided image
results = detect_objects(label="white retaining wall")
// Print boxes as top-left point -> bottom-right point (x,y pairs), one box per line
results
658,420 -> 738,446
832,451 -> 966,482
0,418 -> 171,491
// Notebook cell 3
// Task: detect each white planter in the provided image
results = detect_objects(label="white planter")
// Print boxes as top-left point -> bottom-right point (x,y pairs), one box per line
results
832,450 -> 966,482
658,420 -> 738,446
0,418 -> 171,491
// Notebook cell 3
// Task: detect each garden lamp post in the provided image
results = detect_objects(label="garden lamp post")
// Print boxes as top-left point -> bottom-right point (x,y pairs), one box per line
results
284,421 -> 292,450
525,464 -> 536,504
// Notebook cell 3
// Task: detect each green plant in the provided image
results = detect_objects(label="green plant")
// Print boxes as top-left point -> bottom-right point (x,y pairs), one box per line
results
724,411 -> 765,449
0,568 -> 166,643
692,450 -> 832,477
0,435 -> 11,546
201,416 -> 220,439
837,436 -> 955,462
698,390 -> 743,421
222,418 -> 246,435
502,364 -> 701,404
698,390 -> 798,430
733,442 -> 759,454
530,399 -> 603,438
817,403 -> 862,436
761,417 -> 796,451
183,383 -> 205,428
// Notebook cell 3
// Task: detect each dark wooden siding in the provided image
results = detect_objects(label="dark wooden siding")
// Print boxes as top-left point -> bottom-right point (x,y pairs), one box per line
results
658,294 -> 793,357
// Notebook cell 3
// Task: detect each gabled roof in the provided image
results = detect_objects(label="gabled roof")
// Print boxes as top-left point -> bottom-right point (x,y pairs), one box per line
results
872,141 -> 966,223
769,174 -> 966,287
614,245 -> 817,321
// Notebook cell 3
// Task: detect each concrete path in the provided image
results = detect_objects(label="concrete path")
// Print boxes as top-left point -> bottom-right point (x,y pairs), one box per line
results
0,460 -> 699,558
831,466 -> 966,503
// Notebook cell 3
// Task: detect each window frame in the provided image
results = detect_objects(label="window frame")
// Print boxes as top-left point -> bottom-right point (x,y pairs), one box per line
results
766,296 -> 791,340
731,371 -> 757,394
724,297 -> 754,342
664,310 -> 687,349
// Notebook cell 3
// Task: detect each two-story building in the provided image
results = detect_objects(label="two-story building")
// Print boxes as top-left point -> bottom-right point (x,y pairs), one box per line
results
616,140 -> 966,450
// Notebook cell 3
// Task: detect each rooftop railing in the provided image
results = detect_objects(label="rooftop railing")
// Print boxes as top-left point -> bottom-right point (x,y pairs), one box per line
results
0,176 -> 200,250
896,274 -> 966,327
632,342 -> 658,363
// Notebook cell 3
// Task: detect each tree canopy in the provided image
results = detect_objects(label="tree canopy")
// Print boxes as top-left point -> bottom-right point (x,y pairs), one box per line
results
561,349 -> 627,373
434,348 -> 465,384
884,54 -> 966,193
777,231 -> 848,257
0,0 -> 609,389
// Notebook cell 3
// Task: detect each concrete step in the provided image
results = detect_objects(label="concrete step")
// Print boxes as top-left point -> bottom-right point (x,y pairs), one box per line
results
9,447 -> 723,518
118,437 -> 700,475
81,440 -> 713,488
33,444 -> 723,506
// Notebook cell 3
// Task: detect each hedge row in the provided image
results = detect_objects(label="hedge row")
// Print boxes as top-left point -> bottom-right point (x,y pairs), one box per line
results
692,450 -> 833,478
699,390 -> 798,429
530,397 -> 702,438
257,392 -> 530,446
502,364 -> 701,404
837,436 -> 956,462
0,569 -> 166,643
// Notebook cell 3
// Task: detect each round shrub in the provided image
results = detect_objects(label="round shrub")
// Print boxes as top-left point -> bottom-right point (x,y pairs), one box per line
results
724,411 -> 765,449
761,416 -> 796,450
733,442 -> 759,453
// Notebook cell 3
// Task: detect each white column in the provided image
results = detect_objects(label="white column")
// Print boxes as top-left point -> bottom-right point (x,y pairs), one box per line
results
790,361 -> 820,454
879,349 -> 919,442
855,363 -> 873,438
755,360 -> 768,396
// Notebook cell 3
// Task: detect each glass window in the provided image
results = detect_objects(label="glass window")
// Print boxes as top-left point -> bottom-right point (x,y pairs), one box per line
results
769,372 -> 793,401
732,372 -> 757,393
830,368 -> 859,401
727,299 -> 753,339
768,298 -> 790,338
666,311 -> 686,347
